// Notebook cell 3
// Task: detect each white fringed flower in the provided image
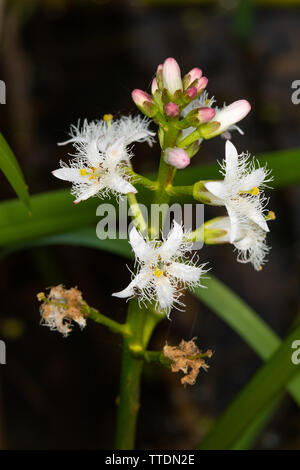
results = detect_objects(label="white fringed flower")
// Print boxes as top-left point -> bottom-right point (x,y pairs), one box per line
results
204,140 -> 271,243
52,115 -> 155,203
112,221 -> 207,315
206,216 -> 269,271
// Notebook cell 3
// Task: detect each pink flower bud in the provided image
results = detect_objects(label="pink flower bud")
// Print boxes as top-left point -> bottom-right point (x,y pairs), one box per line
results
132,89 -> 153,107
151,78 -> 158,95
164,102 -> 180,118
162,57 -> 183,96
211,99 -> 251,136
164,147 -> 190,169
197,107 -> 215,123
184,87 -> 197,99
132,89 -> 156,117
184,67 -> 202,88
195,76 -> 208,93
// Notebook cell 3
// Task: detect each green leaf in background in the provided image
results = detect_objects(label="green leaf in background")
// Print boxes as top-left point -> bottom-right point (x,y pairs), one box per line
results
197,323 -> 300,450
0,133 -> 30,211
193,276 -> 300,407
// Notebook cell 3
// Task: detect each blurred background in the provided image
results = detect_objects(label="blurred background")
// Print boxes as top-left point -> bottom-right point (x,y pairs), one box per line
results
0,0 -> 299,450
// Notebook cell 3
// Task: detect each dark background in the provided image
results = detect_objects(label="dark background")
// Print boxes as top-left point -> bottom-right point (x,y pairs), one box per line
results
0,0 -> 299,449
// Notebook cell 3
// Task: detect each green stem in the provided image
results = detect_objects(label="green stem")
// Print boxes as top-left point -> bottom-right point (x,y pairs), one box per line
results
84,306 -> 130,336
127,192 -> 148,234
115,300 -> 162,449
125,168 -> 158,191
165,184 -> 194,196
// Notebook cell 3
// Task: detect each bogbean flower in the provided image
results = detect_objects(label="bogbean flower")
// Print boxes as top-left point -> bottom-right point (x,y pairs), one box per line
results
112,221 -> 207,315
204,216 -> 270,271
53,115 -> 155,203
204,140 -> 271,243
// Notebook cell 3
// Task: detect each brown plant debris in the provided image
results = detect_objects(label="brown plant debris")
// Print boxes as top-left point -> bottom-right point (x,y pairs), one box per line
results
37,285 -> 86,337
163,338 -> 213,386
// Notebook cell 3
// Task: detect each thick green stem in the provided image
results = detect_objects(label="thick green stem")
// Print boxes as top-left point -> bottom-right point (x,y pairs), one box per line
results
115,300 -> 162,449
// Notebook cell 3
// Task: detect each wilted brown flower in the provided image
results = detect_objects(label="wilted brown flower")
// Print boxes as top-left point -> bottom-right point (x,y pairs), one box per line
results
38,285 -> 86,337
163,338 -> 212,386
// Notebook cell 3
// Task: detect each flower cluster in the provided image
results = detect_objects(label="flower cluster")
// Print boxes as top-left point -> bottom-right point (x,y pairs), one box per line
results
132,57 -> 251,169
53,115 -> 154,203
51,56 -> 274,317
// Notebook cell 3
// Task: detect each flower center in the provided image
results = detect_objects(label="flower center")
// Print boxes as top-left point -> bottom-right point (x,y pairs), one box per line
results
79,166 -> 106,181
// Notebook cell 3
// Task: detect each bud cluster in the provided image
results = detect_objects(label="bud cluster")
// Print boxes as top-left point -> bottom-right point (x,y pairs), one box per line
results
132,57 -> 251,170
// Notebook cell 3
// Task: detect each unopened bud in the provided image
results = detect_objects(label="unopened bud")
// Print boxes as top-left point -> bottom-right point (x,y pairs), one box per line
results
184,87 -> 197,100
162,57 -> 183,96
207,100 -> 251,138
186,107 -> 216,126
195,76 -> 208,94
151,77 -> 159,95
131,89 -> 157,117
164,102 -> 180,118
164,147 -> 190,169
183,67 -> 203,89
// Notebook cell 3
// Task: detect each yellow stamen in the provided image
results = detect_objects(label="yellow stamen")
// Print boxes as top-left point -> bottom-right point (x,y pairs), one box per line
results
258,266 -> 263,271
80,169 -> 87,176
89,175 -> 95,180
250,187 -> 259,196
154,268 -> 164,278
103,113 -> 113,126
265,210 -> 276,221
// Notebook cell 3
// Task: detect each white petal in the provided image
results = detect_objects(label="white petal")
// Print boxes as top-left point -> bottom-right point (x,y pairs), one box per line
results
74,184 -> 100,203
155,276 -> 175,311
158,220 -> 183,258
204,181 -> 227,201
238,198 -> 269,232
167,262 -> 202,283
227,205 -> 241,243
112,269 -> 150,299
52,167 -> 87,183
129,227 -> 154,261
224,140 -> 239,179
108,174 -> 137,194
86,139 -> 101,167
239,168 -> 266,191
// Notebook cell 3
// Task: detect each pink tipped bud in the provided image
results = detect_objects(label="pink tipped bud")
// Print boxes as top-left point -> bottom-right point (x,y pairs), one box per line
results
195,76 -> 208,93
156,63 -> 163,89
184,87 -> 197,99
132,89 -> 156,117
210,99 -> 251,136
132,89 -> 152,107
185,106 -> 215,126
184,67 -> 202,89
197,107 -> 215,123
164,102 -> 180,118
151,78 -> 158,95
162,57 -> 183,96
164,147 -> 190,169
